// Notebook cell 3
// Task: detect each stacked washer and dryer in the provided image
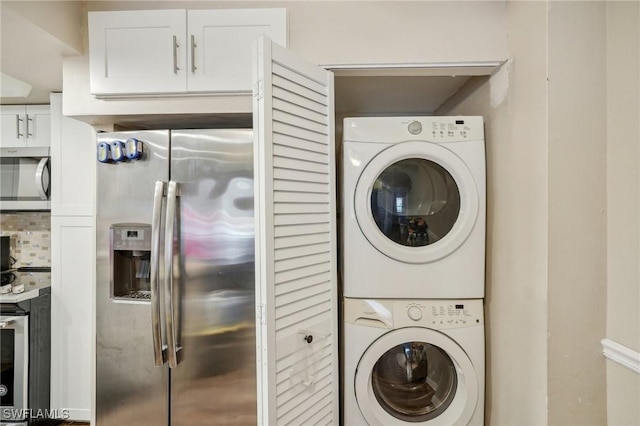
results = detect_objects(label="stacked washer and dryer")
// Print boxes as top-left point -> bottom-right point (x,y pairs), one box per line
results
341,116 -> 486,425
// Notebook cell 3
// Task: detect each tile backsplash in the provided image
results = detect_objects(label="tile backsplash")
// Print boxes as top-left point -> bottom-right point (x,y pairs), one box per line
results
0,212 -> 51,268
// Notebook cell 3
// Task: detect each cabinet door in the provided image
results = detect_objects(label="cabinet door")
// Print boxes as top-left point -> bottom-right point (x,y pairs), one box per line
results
25,106 -> 50,147
0,106 -> 26,147
188,9 -> 287,93
50,216 -> 94,421
252,36 -> 338,425
89,10 -> 187,95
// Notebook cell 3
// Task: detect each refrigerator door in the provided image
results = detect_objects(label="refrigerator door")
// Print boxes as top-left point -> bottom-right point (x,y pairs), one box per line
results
96,130 -> 170,426
169,129 -> 257,425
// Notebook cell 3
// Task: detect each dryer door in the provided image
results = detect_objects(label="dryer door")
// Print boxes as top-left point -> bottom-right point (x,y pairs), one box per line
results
354,327 -> 478,425
354,141 -> 479,264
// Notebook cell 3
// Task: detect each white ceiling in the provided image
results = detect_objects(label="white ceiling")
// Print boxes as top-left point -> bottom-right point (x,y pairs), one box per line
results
0,1 -> 84,104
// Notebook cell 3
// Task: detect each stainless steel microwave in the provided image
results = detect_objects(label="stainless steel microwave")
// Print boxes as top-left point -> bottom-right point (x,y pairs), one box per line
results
0,147 -> 50,211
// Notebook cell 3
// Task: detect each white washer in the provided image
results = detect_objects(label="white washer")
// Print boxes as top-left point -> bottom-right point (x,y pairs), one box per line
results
342,116 -> 485,299
343,298 -> 484,426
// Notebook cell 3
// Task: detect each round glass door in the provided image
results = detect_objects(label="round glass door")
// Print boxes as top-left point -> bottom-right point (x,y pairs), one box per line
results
370,159 -> 460,248
354,327 -> 478,426
354,141 -> 479,264
372,341 -> 457,422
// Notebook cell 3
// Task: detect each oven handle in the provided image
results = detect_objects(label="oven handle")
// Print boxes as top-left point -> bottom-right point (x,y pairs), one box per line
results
0,316 -> 24,328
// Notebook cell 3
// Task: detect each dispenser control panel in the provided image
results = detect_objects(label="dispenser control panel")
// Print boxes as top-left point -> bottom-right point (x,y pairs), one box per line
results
111,224 -> 151,251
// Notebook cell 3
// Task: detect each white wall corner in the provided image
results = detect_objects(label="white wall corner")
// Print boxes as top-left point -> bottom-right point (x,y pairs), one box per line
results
489,59 -> 510,108
601,338 -> 640,375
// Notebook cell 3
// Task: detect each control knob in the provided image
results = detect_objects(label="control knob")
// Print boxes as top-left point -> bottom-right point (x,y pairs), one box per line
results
407,306 -> 423,321
408,121 -> 422,135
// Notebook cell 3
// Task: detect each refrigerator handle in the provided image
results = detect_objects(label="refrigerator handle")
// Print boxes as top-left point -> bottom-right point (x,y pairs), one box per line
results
164,180 -> 181,368
151,181 -> 167,366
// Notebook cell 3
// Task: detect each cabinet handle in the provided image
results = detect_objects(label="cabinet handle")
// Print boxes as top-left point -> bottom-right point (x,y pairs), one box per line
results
172,35 -> 180,74
26,114 -> 33,138
16,115 -> 24,138
190,35 -> 197,74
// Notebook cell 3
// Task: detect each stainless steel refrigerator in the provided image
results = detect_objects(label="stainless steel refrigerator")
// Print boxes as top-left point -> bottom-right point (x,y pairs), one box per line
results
96,129 -> 256,425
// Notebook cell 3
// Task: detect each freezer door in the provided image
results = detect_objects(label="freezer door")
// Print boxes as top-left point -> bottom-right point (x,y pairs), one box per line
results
169,129 -> 257,425
252,36 -> 339,425
96,130 -> 170,426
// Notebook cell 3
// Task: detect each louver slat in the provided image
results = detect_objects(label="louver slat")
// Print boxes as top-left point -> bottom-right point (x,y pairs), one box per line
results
274,133 -> 329,155
273,193 -> 328,205
273,87 -> 327,116
273,98 -> 328,127
273,144 -> 328,165
274,213 -> 330,226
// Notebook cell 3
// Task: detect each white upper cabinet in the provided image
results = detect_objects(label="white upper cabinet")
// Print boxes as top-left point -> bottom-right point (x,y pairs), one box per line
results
188,9 -> 287,93
89,8 -> 287,96
0,105 -> 50,148
89,10 -> 187,95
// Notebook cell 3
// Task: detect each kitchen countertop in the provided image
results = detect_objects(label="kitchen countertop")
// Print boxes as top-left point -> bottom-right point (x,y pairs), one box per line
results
0,269 -> 51,303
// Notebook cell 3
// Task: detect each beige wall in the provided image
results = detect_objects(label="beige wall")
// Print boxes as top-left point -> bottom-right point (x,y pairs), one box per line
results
547,2 -> 607,424
437,2 -> 550,423
439,1 -> 632,424
606,2 -> 640,425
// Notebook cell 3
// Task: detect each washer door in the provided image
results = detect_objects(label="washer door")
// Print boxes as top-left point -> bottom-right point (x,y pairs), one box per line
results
355,141 -> 479,264
355,327 -> 478,425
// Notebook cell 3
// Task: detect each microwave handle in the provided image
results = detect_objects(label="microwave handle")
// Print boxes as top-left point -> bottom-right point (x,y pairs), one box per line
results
35,157 -> 50,200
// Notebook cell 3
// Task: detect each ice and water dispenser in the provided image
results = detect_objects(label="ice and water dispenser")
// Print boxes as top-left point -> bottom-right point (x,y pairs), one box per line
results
110,223 -> 152,301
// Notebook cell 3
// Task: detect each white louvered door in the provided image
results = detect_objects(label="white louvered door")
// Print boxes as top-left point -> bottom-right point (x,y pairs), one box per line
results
252,36 -> 339,425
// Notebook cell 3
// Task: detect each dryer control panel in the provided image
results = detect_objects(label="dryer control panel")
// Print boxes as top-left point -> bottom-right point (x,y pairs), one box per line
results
343,116 -> 485,144
344,298 -> 484,330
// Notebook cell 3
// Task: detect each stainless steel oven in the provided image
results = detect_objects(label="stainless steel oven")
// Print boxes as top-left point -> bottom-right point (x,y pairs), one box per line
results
0,269 -> 51,425
0,314 -> 28,423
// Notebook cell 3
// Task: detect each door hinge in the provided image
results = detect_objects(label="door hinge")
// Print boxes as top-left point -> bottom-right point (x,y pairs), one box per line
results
254,80 -> 264,100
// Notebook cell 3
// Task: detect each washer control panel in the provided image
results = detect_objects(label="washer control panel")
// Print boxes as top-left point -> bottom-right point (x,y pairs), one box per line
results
344,298 -> 483,330
395,299 -> 484,329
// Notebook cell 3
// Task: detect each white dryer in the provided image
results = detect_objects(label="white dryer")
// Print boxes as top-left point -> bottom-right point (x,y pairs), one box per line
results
341,116 -> 485,299
343,298 -> 484,426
